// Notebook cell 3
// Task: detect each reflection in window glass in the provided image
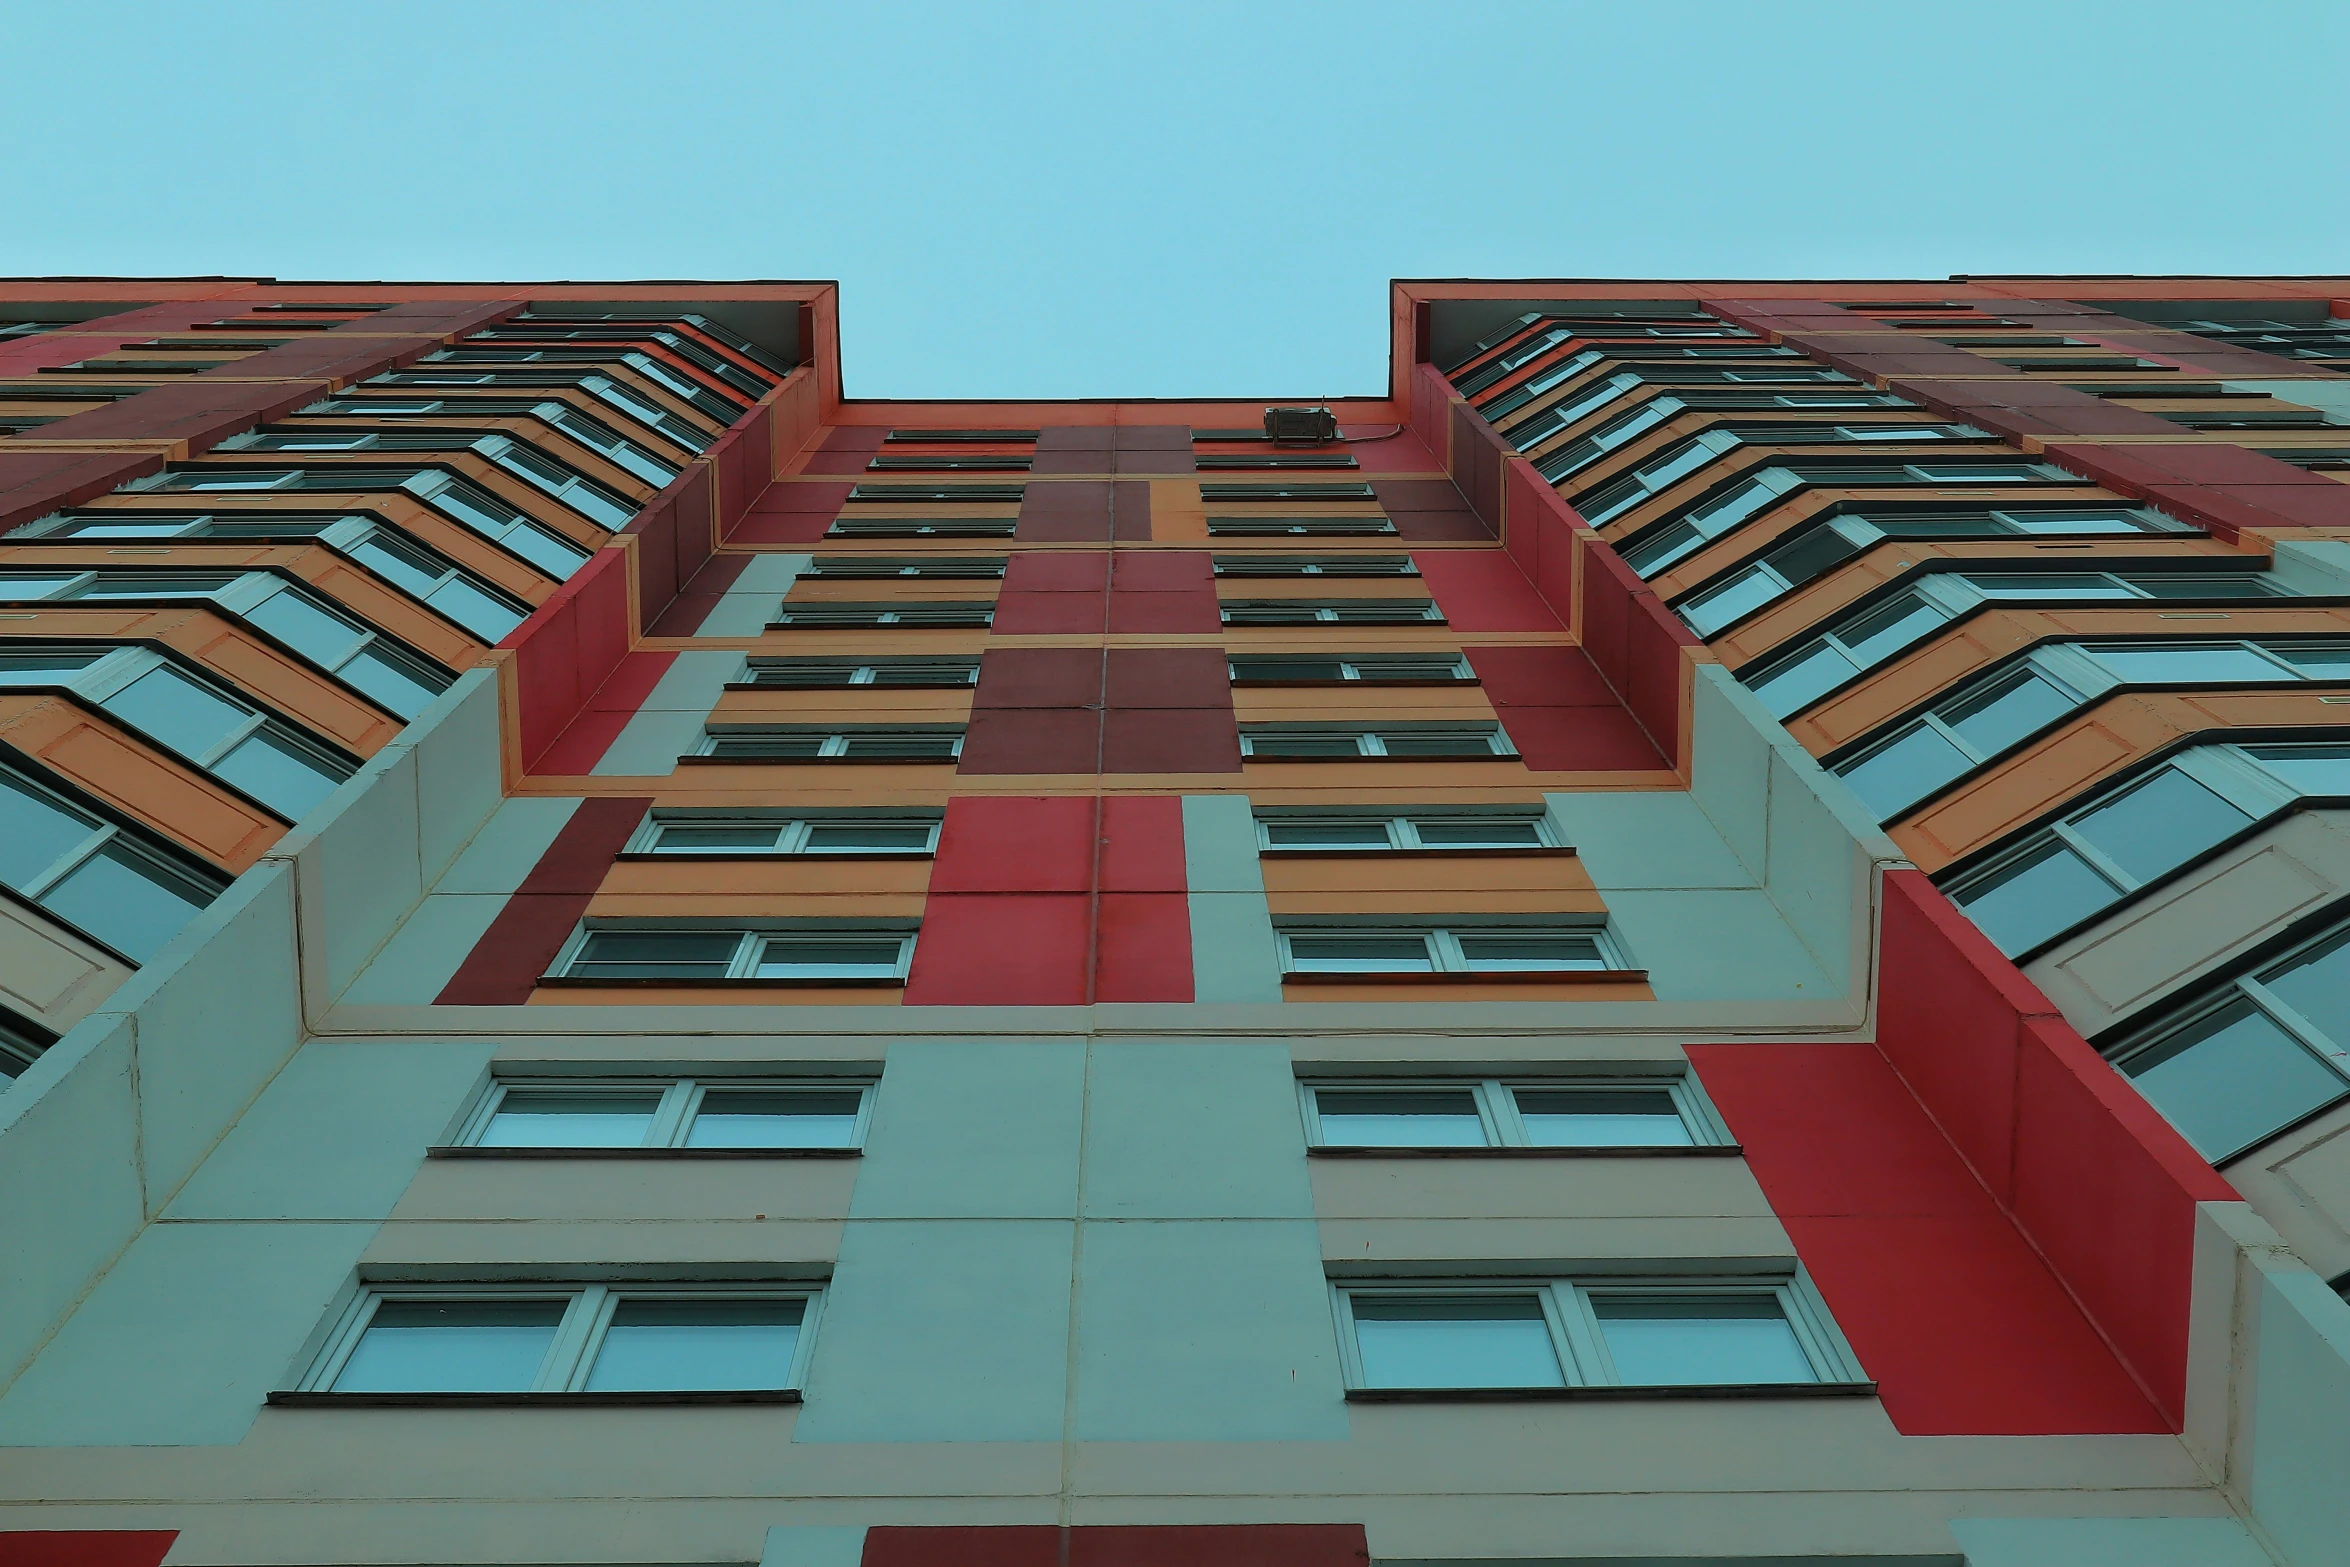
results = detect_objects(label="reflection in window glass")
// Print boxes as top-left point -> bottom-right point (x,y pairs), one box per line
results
2086,645 -> 2283,684
2068,769 -> 2250,885
214,731 -> 343,819
480,1091 -> 663,1148
686,1090 -> 862,1148
1592,1296 -> 1815,1385
40,847 -> 211,962
1943,670 -> 2075,753
1352,1297 -> 1563,1389
2123,1000 -> 2347,1160
1514,1088 -> 1693,1147
0,771 -> 98,888
333,1300 -> 565,1393
2261,930 -> 2350,1038
103,666 -> 247,759
581,1298 -> 804,1392
1954,842 -> 2117,956
1315,1088 -> 1484,1146
1838,725 -> 1972,819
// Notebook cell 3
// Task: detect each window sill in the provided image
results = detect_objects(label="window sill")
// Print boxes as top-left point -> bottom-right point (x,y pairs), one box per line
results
1259,846 -> 1572,860
1244,754 -> 1521,766
1228,678 -> 1481,689
267,1389 -> 800,1408
427,1146 -> 860,1161
677,756 -> 961,768
534,975 -> 908,989
1308,1143 -> 1740,1159
1345,1382 -> 1874,1403
614,851 -> 935,863
1282,968 -> 1646,985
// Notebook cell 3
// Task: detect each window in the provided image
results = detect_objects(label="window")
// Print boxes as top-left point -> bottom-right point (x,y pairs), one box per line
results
845,485 -> 1026,506
1333,1276 -> 1857,1392
1194,453 -> 1359,471
290,1284 -> 818,1398
1212,555 -> 1417,578
298,400 -> 683,485
1221,599 -> 1442,625
553,925 -> 917,983
362,370 -> 717,452
0,647 -> 353,820
1301,1077 -> 1720,1149
825,517 -> 1017,539
1945,741 -> 2350,957
804,557 -> 1006,579
2111,917 -> 2350,1161
1277,923 -> 1623,975
1240,724 -> 1514,760
1832,660 -> 2088,821
0,761 -> 222,962
1255,811 -> 1554,851
771,601 -> 994,628
7,513 -> 532,642
1498,372 -> 1645,451
868,454 -> 1033,472
697,727 -> 964,761
0,1006 -> 58,1078
0,568 -> 453,719
1745,588 -> 1958,718
455,1077 -> 871,1150
1611,460 -> 2068,579
738,657 -> 978,688
1206,516 -> 1396,537
1227,654 -> 1471,684
628,811 -> 941,855
1198,482 -> 1378,503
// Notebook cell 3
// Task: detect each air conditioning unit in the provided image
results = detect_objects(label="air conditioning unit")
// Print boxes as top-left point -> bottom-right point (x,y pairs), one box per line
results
1263,405 -> 1340,443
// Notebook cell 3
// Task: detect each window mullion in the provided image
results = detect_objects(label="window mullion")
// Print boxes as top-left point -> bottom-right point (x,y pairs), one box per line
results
1429,930 -> 1464,973
648,1081 -> 698,1147
2047,822 -> 2138,892
725,931 -> 760,979
1390,819 -> 1417,849
18,822 -> 115,899
455,1081 -> 512,1146
1478,1080 -> 1525,1146
1546,1283 -> 1605,1387
2238,977 -> 2350,1062
1360,733 -> 1386,756
542,1287 -> 612,1392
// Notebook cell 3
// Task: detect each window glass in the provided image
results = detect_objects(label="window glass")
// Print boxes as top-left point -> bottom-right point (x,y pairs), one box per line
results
1378,730 -> 1501,758
2086,645 -> 2284,684
1411,818 -> 1546,848
582,1298 -> 804,1392
0,651 -> 103,683
1753,642 -> 1860,718
0,572 -> 92,597
1454,932 -> 1606,970
1998,509 -> 2151,535
1231,657 -> 1345,681
2124,1000 -> 2348,1160
1513,1087 -> 1692,1147
655,823 -> 787,851
1352,1296 -> 1563,1389
1248,733 -> 1366,758
1961,573 -> 2136,600
243,589 -> 368,667
2273,644 -> 2350,679
422,576 -> 526,640
686,1089 -> 863,1148
570,930 -> 739,980
338,648 -> 444,719
40,845 -> 210,962
102,666 -> 248,759
803,822 -> 935,851
333,1300 -> 565,1393
2261,929 -> 2350,1042
1314,1088 -> 1484,1146
1679,566 -> 1784,635
1264,820 -> 1393,848
1942,669 -> 2074,754
214,731 -> 343,819
1838,724 -> 1971,818
1286,934 -> 1434,972
2130,575 -> 2274,600
481,1090 -> 663,1148
2246,744 -> 2350,796
1838,594 -> 1949,663
2068,768 -> 2251,884
1591,1295 -> 1815,1385
1953,842 -> 2118,955
0,771 -> 98,888
751,937 -> 906,978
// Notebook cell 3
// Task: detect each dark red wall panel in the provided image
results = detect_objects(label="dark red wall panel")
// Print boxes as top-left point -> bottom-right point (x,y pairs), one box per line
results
1411,549 -> 1562,632
957,710 -> 1103,774
0,1533 -> 180,1567
973,648 -> 1105,709
1104,648 -> 1230,708
865,1520 -> 1366,1567
1101,709 -> 1242,773
1019,482 -> 1115,538
647,550 -> 755,637
903,893 -> 1092,1005
533,650 -> 679,776
0,449 -> 165,534
1465,645 -> 1621,707
435,797 -> 650,1005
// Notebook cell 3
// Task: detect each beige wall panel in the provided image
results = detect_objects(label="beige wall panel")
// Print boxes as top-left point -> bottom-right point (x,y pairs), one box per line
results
2227,1102 -> 2350,1280
362,1218 -> 843,1268
602,858 -> 934,897
388,1158 -> 858,1224
0,899 -> 134,1031
1308,1155 -> 1774,1222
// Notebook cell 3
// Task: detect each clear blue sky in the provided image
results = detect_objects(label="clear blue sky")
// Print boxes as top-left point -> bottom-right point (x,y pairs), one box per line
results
4,1 -> 2343,400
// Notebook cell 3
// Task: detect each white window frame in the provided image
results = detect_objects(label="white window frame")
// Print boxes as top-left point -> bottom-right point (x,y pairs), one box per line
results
1219,600 -> 1443,625
803,558 -> 1007,580
293,1282 -> 824,1395
626,810 -> 943,856
1253,810 -> 1558,852
695,727 -> 967,761
454,1076 -> 875,1151
1225,655 -> 1473,684
1204,517 -> 1398,538
1211,556 -> 1418,578
0,644 -> 355,817
1275,922 -> 1626,975
738,657 -> 980,689
550,923 -> 918,983
1328,1272 -> 1862,1392
1297,1076 -> 1730,1149
1238,725 -> 1517,760
770,603 -> 995,628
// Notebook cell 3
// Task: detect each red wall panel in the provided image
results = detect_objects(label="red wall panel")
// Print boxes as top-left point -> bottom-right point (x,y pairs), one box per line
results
0,1533 -> 179,1567
929,797 -> 1098,892
863,1518 -> 1365,1567
1018,481 -> 1115,539
903,893 -> 1092,1005
533,650 -> 679,776
1098,795 -> 1186,890
1093,892 -> 1193,1001
435,797 -> 650,1005
1412,549 -> 1562,632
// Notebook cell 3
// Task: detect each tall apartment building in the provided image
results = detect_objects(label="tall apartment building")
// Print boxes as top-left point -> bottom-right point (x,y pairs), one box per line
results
0,276 -> 2347,1567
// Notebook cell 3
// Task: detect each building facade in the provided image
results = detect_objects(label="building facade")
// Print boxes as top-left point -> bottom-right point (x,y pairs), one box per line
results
0,276 -> 2347,1567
